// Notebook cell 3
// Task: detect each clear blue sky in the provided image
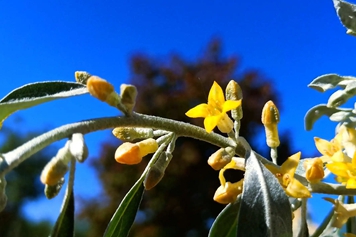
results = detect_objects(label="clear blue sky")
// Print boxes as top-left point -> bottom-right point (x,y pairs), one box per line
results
0,0 -> 354,226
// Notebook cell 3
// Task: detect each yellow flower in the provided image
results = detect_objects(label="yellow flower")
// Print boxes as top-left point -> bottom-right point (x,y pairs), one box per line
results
265,152 -> 311,198
324,197 -> 356,228
213,157 -> 245,204
326,151 -> 356,188
185,81 -> 241,133
314,136 -> 343,163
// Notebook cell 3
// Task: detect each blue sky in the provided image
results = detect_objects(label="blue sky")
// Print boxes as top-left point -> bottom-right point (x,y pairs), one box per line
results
0,0 -> 355,226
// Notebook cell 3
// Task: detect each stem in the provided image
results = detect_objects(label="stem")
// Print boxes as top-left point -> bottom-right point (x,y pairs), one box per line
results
296,198 -> 309,237
2,112 -> 356,195
0,113 -> 239,176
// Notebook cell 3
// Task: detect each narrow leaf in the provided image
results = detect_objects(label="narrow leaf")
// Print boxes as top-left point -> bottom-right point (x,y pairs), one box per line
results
0,81 -> 87,128
208,197 -> 240,237
308,74 -> 355,92
50,190 -> 75,237
304,104 -> 340,131
236,151 -> 292,237
104,177 -> 145,237
333,0 -> 356,34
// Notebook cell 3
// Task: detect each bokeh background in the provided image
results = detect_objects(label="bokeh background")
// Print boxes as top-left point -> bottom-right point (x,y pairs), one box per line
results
0,0 -> 354,236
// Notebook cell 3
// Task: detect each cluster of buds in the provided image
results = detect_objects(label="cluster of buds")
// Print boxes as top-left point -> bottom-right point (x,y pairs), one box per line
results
40,133 -> 88,199
75,71 -> 138,116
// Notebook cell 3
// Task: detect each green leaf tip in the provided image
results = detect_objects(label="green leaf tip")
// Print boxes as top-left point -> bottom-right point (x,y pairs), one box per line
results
104,177 -> 145,237
0,81 -> 88,128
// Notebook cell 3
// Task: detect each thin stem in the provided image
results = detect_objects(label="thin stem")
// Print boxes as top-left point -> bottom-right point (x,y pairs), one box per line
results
296,198 -> 309,237
0,113 -> 238,175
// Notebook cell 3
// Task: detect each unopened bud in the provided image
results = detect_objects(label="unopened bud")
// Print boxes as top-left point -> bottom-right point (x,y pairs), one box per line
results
208,147 -> 235,170
87,76 -> 121,107
40,157 -> 69,186
44,178 -> 65,199
304,158 -> 324,183
41,142 -> 72,186
112,127 -> 154,142
226,80 -> 243,120
69,133 -> 89,163
115,138 -> 158,165
120,84 -> 137,115
144,152 -> 173,190
75,71 -> 92,85
261,100 -> 280,148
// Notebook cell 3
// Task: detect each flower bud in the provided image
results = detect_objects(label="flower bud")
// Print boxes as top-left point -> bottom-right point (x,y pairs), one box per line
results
0,175 -> 7,212
217,113 -> 234,133
69,133 -> 89,163
213,180 -> 243,204
208,147 -> 235,170
40,157 -> 69,186
112,127 -> 154,142
303,158 -> 324,183
226,80 -> 243,120
120,84 -> 137,115
144,152 -> 173,190
261,100 -> 280,148
115,138 -> 158,165
40,142 -> 72,186
44,178 -> 65,199
74,71 -> 92,85
87,76 -> 121,107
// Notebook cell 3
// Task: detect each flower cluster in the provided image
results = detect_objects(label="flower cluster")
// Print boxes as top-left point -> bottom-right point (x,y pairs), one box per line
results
315,125 -> 356,188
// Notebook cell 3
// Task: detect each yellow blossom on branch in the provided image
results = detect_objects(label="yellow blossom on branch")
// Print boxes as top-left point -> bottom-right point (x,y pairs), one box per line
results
185,81 -> 241,133
213,157 -> 245,204
326,152 -> 356,189
265,152 -> 311,198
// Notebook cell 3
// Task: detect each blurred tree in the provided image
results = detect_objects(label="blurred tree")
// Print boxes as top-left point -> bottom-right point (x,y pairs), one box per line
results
0,126 -> 52,237
0,125 -> 87,237
79,39 -> 292,236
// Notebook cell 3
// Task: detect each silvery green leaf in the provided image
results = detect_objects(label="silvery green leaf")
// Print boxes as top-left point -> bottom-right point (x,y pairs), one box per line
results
50,190 -> 75,237
304,104 -> 340,130
329,110 -> 353,122
333,0 -> 356,35
308,74 -> 356,92
236,151 -> 292,237
104,176 -> 145,237
0,81 -> 87,128
327,81 -> 356,107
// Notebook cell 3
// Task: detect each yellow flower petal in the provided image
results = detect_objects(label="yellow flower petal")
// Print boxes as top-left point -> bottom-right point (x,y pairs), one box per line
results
331,150 -> 351,163
280,152 -> 300,179
346,178 -> 356,189
314,137 -> 340,157
185,103 -> 209,118
326,162 -> 350,178
204,115 -> 221,133
208,81 -> 225,109
285,178 -> 311,198
222,100 -> 241,113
